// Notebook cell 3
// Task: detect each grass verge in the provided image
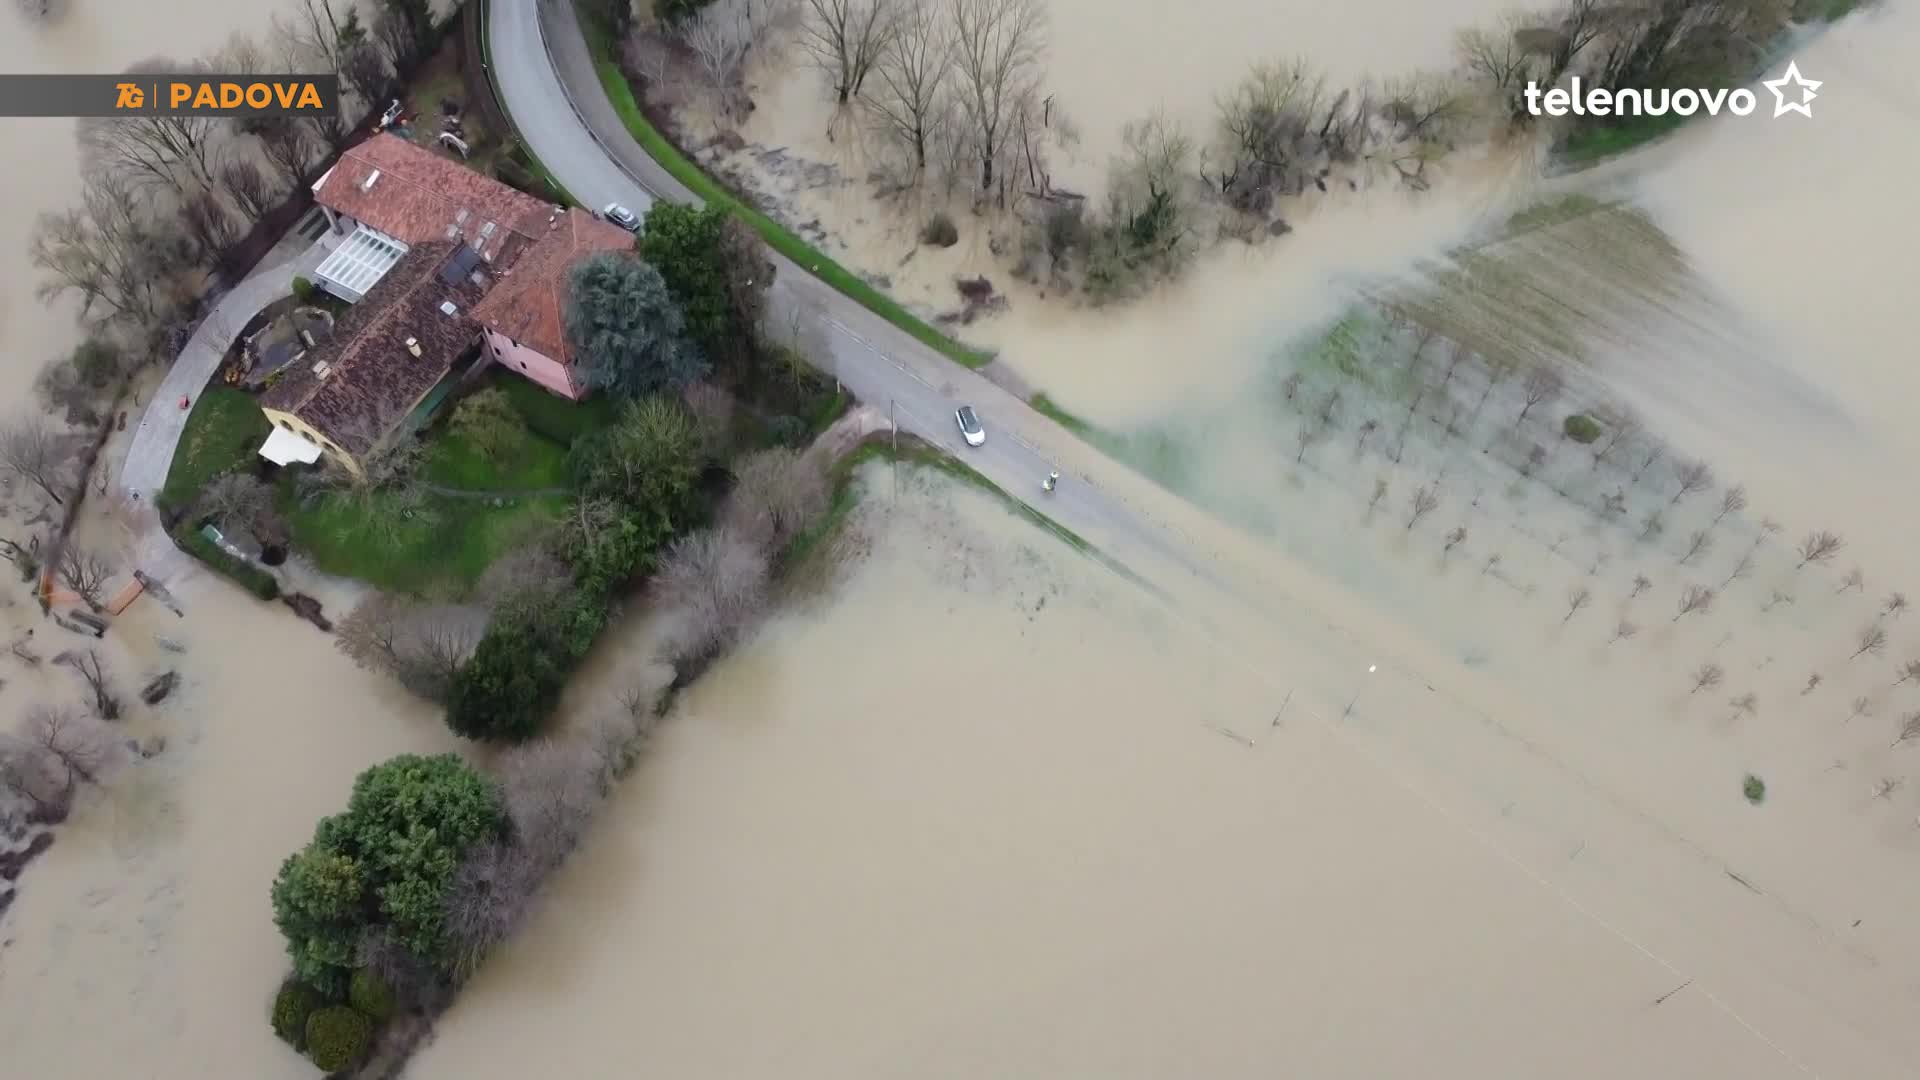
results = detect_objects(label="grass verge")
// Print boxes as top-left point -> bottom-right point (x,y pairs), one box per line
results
571,6 -> 993,371
784,434 -> 1141,591
1029,393 -> 1189,490
158,387 -> 272,517
1556,112 -> 1691,167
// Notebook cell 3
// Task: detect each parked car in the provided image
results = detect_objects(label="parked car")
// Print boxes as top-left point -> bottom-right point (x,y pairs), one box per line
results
601,203 -> 640,232
955,405 -> 986,447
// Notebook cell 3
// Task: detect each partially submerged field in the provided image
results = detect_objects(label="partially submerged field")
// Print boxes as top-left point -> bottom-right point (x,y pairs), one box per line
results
409,459 -> 1918,1077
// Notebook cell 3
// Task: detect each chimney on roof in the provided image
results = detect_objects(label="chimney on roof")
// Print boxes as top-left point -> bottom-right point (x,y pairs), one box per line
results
439,300 -> 459,317
362,169 -> 381,191
405,337 -> 422,357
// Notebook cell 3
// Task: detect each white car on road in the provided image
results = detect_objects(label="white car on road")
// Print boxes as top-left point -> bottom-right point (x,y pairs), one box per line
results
955,406 -> 986,447
601,203 -> 640,232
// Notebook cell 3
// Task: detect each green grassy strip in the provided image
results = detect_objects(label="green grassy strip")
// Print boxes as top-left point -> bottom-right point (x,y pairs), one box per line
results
1556,112 -> 1691,167
784,435 -> 1145,593
172,524 -> 281,600
571,10 -> 992,371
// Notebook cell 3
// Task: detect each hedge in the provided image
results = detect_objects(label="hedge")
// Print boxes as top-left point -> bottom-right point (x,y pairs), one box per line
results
348,968 -> 398,1022
172,523 -> 280,600
270,979 -> 325,1049
304,1006 -> 373,1072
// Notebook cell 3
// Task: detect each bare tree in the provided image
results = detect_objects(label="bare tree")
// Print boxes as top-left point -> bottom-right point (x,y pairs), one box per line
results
1443,526 -> 1467,560
1638,508 -> 1664,541
1355,418 -> 1380,455
1520,444 -> 1547,478
1847,696 -> 1871,723
802,0 -> 898,104
1368,477 -> 1389,514
1802,673 -> 1821,695
443,838 -> 542,980
1563,586 -> 1592,623
1836,567 -> 1865,594
1726,692 -> 1759,722
1294,422 -> 1321,465
1280,372 -> 1304,403
57,547 -> 114,613
681,0 -> 758,119
500,735 -> 610,873
1609,619 -> 1638,645
1632,444 -> 1664,484
1456,14 -> 1537,95
866,0 -> 952,170
948,0 -> 1045,195
247,116 -> 318,188
653,527 -> 772,673
1674,585 -> 1713,622
55,650 -> 121,720
1761,589 -> 1793,613
1873,777 -> 1903,801
13,0 -> 73,23
1482,552 -> 1502,576
218,158 -> 280,222
1589,409 -> 1638,471
1405,485 -> 1439,532
1852,623 -> 1888,661
1679,529 -> 1713,566
1795,530 -> 1844,569
31,170 -> 195,331
1513,366 -> 1562,429
1894,660 -> 1920,688
1892,712 -> 1920,750
0,417 -> 71,506
1710,483 -> 1747,527
1630,573 -> 1652,599
1883,592 -> 1908,620
1690,662 -> 1723,694
22,705 -> 124,789
335,594 -> 485,703
76,57 -> 220,196
0,733 -> 70,821
724,447 -> 830,551
1719,552 -> 1754,590
475,546 -> 572,610
1668,460 -> 1713,507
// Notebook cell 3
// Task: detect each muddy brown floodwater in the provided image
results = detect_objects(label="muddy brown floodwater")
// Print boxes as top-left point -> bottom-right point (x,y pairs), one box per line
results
0,6 -> 462,1079
5,1 -> 1919,1077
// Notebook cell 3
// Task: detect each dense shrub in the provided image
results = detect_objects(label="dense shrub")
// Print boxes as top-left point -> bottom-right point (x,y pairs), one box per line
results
304,1005 -> 373,1072
271,755 -> 507,995
639,202 -> 768,369
348,968 -> 398,1021
653,0 -> 717,23
270,979 -> 326,1049
445,606 -> 575,743
291,276 -> 316,303
920,213 -> 959,248
1562,413 -> 1603,444
764,415 -> 807,448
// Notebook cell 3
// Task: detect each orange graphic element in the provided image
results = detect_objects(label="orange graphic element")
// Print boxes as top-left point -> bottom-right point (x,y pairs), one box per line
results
114,82 -> 145,109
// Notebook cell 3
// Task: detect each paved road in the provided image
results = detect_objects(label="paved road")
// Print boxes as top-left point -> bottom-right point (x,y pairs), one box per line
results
491,0 -> 1209,586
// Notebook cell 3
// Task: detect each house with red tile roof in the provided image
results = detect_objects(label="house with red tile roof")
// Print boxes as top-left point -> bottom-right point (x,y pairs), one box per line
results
308,133 -> 561,303
468,207 -> 636,400
260,242 -> 483,474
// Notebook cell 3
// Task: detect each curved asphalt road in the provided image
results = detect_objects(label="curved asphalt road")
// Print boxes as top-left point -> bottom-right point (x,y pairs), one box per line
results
489,0 -> 1210,586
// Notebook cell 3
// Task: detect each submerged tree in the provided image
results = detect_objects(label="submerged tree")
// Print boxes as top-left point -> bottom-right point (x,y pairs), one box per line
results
1690,662 -> 1723,694
1563,585 -> 1592,624
1609,619 -> 1638,645
1405,485 -> 1439,532
1851,623 -> 1888,661
1668,459 -> 1713,507
1513,366 -> 1562,429
1674,585 -> 1713,623
1795,530 -> 1844,570
801,0 -> 900,104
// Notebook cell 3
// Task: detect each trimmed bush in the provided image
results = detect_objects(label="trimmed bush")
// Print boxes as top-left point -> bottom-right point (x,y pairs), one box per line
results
920,213 -> 959,248
1743,774 -> 1767,805
765,414 -> 807,448
173,524 -> 280,600
348,968 -> 398,1021
291,276 -> 316,303
1562,413 -> 1603,444
304,1005 -> 373,1072
270,979 -> 326,1049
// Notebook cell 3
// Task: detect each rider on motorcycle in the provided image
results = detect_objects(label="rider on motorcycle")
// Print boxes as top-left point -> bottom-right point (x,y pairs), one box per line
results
1044,470 -> 1059,492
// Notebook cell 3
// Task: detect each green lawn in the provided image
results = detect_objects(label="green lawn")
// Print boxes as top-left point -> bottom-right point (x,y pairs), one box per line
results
571,5 -> 993,371
1029,393 -> 1189,490
486,369 -> 617,444
1557,112 -> 1692,166
283,484 -> 567,594
423,426 -> 570,491
159,386 -> 271,516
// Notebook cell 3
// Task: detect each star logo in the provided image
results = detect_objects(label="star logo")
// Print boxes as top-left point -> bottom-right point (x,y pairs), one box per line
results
1763,60 -> 1820,119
